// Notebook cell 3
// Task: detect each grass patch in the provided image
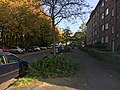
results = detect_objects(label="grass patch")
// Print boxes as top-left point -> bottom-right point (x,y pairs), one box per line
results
13,54 -> 76,86
14,77 -> 37,86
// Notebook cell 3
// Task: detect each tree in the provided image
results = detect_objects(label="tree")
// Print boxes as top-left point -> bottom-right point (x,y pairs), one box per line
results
73,21 -> 87,46
0,0 -> 53,47
63,27 -> 72,46
38,0 -> 90,55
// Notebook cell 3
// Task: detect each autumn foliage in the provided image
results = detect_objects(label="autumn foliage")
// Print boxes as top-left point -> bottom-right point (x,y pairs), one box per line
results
0,0 -> 61,47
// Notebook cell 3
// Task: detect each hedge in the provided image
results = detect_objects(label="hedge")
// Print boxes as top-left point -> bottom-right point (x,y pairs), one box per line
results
80,47 -> 120,72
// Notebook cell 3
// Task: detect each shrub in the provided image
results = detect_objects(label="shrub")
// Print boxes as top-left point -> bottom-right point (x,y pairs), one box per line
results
13,54 -> 76,86
28,55 -> 76,78
80,47 -> 120,71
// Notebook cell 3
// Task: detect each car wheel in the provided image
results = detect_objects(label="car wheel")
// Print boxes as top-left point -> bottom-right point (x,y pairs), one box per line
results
19,66 -> 27,77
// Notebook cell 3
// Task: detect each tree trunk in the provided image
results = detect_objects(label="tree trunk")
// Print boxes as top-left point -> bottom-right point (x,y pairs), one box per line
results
51,4 -> 56,55
52,17 -> 56,55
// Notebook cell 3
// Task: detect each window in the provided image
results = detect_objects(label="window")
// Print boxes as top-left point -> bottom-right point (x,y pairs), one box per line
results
105,36 -> 108,43
102,13 -> 104,19
95,30 -> 97,35
112,26 -> 114,33
102,25 -> 104,31
105,8 -> 109,16
102,1 -> 104,7
117,33 -> 119,38
93,32 -> 94,36
95,39 -> 97,43
93,40 -> 95,44
101,37 -> 104,43
112,8 -> 115,16
117,14 -> 119,19
105,23 -> 108,29
0,55 -> 5,64
6,55 -> 19,63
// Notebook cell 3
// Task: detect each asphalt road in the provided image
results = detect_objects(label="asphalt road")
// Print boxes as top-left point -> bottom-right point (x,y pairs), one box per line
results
18,50 -> 51,63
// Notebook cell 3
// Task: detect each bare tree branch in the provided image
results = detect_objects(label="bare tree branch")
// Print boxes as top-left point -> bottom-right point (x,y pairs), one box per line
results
55,17 -> 63,26
37,0 -> 90,55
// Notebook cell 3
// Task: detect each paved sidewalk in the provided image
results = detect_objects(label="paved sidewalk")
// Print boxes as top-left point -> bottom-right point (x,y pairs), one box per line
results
73,49 -> 120,90
7,49 -> 120,90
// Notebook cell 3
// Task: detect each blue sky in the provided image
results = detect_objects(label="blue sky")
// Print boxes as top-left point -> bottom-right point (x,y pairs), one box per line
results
58,0 -> 99,34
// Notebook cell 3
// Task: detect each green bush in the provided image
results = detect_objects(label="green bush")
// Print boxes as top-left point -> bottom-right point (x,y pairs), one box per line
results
28,55 -> 76,79
13,55 -> 76,86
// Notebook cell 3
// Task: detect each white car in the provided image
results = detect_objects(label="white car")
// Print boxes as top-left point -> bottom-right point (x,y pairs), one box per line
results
33,46 -> 40,51
40,47 -> 47,50
9,46 -> 24,54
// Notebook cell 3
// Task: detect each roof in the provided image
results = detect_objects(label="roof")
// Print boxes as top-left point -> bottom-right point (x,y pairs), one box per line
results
86,0 -> 102,25
0,52 -> 14,56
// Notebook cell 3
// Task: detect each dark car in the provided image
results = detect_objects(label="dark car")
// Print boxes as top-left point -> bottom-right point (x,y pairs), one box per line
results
25,47 -> 34,52
0,52 -> 28,84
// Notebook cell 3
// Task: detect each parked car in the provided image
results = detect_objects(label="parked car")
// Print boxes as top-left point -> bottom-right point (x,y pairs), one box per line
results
51,45 -> 60,54
0,46 -> 9,52
40,47 -> 47,50
9,46 -> 24,54
19,47 -> 26,53
0,52 -> 28,84
47,46 -> 52,49
32,46 -> 40,51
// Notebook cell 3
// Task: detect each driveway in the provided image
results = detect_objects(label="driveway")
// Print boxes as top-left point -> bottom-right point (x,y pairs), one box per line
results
7,49 -> 120,90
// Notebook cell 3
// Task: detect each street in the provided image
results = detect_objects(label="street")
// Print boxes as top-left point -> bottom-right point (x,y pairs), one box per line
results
18,50 -> 51,63
7,49 -> 120,90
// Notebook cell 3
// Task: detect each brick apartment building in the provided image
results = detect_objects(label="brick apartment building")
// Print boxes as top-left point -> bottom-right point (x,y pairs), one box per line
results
86,0 -> 120,51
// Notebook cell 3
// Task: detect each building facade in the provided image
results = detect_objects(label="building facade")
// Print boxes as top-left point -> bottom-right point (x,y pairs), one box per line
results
86,0 -> 120,51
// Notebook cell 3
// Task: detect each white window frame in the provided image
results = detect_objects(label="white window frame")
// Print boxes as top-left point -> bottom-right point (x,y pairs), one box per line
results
102,25 -> 104,31
112,26 -> 114,33
102,1 -> 104,7
105,23 -> 108,29
102,13 -> 104,19
112,8 -> 115,16
106,8 -> 109,16
105,36 -> 108,43
117,33 -> 119,38
101,37 -> 104,43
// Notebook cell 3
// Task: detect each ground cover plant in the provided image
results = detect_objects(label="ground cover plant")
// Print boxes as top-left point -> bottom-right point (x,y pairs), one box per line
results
14,54 -> 76,86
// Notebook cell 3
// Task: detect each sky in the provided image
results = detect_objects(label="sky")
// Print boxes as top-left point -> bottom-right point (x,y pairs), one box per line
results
58,0 -> 99,34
